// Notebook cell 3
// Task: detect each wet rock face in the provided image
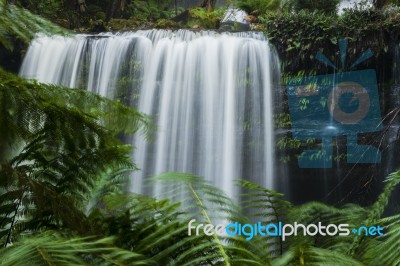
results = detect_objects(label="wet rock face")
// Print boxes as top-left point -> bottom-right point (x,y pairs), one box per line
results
0,41 -> 22,74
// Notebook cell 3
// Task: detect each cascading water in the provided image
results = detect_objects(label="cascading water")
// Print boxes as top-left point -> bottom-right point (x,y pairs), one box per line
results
20,30 -> 279,199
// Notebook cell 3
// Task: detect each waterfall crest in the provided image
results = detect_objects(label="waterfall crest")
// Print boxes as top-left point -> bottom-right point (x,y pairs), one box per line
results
20,29 -> 279,198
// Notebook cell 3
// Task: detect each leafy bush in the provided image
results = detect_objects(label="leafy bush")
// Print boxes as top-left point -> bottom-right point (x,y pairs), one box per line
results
130,0 -> 174,22
189,7 -> 224,29
262,8 -> 396,75
16,0 -> 64,19
294,0 -> 341,14
235,0 -> 281,15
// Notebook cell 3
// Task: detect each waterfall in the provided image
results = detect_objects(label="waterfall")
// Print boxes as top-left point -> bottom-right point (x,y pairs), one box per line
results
20,30 -> 279,199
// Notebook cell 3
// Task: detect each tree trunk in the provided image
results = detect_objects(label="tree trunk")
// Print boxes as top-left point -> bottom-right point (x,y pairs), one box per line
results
77,0 -> 87,12
107,0 -> 120,21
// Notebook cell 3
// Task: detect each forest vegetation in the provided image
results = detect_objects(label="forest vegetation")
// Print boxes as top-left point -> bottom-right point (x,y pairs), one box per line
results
1,0 -> 400,265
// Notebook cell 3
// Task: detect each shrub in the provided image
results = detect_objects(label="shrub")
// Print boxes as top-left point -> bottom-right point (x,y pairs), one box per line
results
235,0 -> 281,15
294,0 -> 341,14
189,7 -> 224,29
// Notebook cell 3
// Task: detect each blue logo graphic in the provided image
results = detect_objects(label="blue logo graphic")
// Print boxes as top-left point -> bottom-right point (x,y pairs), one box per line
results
287,39 -> 382,168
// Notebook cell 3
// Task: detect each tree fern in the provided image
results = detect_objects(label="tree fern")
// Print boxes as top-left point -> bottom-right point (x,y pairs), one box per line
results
363,215 -> 400,265
0,0 -> 67,50
238,179 -> 292,258
272,245 -> 364,266
90,173 -> 272,265
0,68 -> 152,246
0,69 -> 153,139
0,231 -> 153,266
348,170 -> 400,258
286,201 -> 368,252
351,171 -> 400,264
89,193 -> 215,265
90,171 -> 400,266
149,172 -> 272,265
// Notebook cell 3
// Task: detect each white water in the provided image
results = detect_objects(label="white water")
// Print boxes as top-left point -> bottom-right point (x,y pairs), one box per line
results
20,30 -> 278,199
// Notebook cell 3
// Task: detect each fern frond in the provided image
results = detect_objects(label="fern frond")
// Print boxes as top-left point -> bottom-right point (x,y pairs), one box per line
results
0,0 -> 67,50
90,193 -> 215,265
90,174 -> 273,265
0,231 -> 153,266
348,170 -> 400,257
0,68 -> 152,245
286,201 -> 368,253
274,245 -> 364,266
151,172 -> 272,265
238,179 -> 292,257
362,223 -> 400,266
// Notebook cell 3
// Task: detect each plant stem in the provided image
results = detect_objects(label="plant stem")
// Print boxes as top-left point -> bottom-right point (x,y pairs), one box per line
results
188,183 -> 231,266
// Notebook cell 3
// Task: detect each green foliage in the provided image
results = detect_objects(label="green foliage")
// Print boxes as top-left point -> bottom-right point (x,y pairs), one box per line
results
348,170 -> 400,257
272,245 -> 364,266
87,4 -> 107,21
243,171 -> 400,265
294,0 -> 341,14
107,1 -> 180,30
263,8 -> 397,75
0,68 -> 152,246
143,171 -> 400,265
235,0 -> 281,15
276,136 -> 301,150
3,1 -> 400,265
364,213 -> 400,265
0,0 -> 66,50
2,151 -> 400,265
88,173 -> 273,265
130,0 -> 174,22
262,10 -> 336,75
155,18 -> 181,29
239,180 -> 292,257
273,113 -> 291,128
189,7 -> 224,29
389,0 -> 400,5
288,202 -> 368,251
0,232 -> 152,266
107,18 -> 140,31
151,172 -> 271,265
90,194 -> 203,265
15,0 -> 63,19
